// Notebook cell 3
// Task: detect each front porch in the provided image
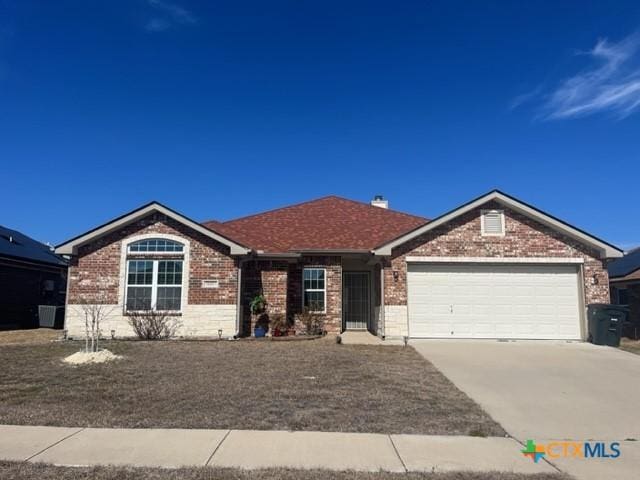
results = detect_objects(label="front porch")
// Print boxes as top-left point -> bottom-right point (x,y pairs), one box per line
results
240,255 -> 384,336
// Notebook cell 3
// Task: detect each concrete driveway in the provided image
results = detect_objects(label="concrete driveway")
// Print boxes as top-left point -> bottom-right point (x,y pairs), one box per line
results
412,340 -> 640,480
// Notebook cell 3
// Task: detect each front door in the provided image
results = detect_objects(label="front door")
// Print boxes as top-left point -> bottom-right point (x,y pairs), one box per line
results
343,271 -> 371,330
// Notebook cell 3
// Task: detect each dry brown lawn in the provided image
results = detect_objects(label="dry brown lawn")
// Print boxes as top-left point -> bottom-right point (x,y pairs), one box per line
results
0,328 -> 61,346
620,338 -> 640,355
0,462 -> 569,480
0,339 -> 504,436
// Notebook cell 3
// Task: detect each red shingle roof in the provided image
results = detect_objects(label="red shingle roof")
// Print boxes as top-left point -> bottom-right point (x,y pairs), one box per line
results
202,196 -> 428,253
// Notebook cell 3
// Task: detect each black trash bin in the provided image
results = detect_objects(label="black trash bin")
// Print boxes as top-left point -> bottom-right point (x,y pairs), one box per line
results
587,304 -> 629,347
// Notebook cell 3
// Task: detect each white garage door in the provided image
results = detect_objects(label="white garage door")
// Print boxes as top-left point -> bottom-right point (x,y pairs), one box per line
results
407,263 -> 582,339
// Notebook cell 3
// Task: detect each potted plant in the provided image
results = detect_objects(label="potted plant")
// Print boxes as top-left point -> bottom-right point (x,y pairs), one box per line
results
254,313 -> 269,338
270,314 -> 287,337
249,293 -> 267,315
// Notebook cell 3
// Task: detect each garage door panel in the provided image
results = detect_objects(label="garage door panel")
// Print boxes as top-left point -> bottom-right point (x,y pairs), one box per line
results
407,263 -> 582,340
411,317 -> 450,337
557,305 -> 578,315
535,304 -> 556,315
471,285 -> 492,297
424,303 -> 448,315
492,304 -> 512,315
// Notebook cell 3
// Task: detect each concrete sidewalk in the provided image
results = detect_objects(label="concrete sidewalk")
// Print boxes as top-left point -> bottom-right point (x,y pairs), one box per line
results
0,425 -> 554,474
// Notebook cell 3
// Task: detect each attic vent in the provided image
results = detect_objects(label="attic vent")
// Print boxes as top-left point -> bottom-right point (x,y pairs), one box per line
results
481,210 -> 505,236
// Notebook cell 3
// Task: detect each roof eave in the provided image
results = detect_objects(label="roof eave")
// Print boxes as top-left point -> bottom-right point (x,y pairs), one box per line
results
292,248 -> 372,254
0,253 -> 68,268
609,268 -> 640,283
55,202 -> 251,256
254,252 -> 302,259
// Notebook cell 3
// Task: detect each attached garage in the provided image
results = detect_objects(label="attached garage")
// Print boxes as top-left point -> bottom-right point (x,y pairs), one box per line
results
407,262 -> 583,340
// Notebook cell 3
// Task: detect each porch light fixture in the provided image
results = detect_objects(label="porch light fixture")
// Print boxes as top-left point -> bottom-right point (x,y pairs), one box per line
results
218,329 -> 223,340
393,270 -> 399,282
593,274 -> 599,285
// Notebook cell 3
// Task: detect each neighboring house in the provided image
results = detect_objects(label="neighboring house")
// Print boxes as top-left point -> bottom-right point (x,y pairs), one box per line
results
609,247 -> 640,338
1,225 -> 68,329
55,190 -> 622,341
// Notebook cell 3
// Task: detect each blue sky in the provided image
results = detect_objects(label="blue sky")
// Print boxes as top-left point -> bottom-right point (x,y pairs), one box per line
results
1,1 -> 639,249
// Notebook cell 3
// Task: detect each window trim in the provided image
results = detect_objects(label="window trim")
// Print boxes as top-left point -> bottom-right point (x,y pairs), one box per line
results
481,209 -> 505,236
302,267 -> 327,314
119,233 -> 190,315
127,238 -> 185,254
125,259 -> 183,313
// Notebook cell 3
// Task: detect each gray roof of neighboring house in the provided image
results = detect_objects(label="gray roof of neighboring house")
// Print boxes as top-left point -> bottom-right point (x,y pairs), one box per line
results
0,225 -> 68,267
608,246 -> 640,278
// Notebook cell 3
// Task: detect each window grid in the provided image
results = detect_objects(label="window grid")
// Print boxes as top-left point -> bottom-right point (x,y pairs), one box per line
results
128,239 -> 184,253
303,268 -> 326,313
125,259 -> 183,312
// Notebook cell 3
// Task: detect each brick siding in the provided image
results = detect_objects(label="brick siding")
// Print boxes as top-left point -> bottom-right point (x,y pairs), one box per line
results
383,201 -> 610,308
240,260 -> 289,335
68,213 -> 238,306
65,213 -> 238,338
288,256 -> 342,334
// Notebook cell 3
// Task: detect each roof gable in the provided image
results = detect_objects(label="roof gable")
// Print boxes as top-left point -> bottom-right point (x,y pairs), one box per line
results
372,190 -> 623,259
203,196 -> 428,253
55,202 -> 250,256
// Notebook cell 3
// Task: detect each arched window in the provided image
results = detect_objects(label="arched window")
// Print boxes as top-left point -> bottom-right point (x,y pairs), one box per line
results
128,238 -> 184,253
125,238 -> 185,312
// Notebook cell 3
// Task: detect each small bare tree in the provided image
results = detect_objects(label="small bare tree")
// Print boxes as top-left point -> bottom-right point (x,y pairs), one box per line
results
127,310 -> 181,340
76,295 -> 116,353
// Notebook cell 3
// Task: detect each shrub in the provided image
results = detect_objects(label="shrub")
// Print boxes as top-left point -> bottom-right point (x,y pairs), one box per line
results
295,307 -> 324,336
127,311 -> 181,340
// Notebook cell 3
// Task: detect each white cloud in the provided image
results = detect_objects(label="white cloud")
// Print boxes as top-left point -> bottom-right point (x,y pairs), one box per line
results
144,0 -> 196,33
509,86 -> 542,111
145,18 -> 171,32
516,32 -> 640,120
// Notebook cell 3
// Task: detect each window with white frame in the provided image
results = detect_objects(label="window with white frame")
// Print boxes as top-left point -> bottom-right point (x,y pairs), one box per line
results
303,268 -> 326,312
481,209 -> 505,236
125,239 -> 184,312
128,238 -> 184,253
